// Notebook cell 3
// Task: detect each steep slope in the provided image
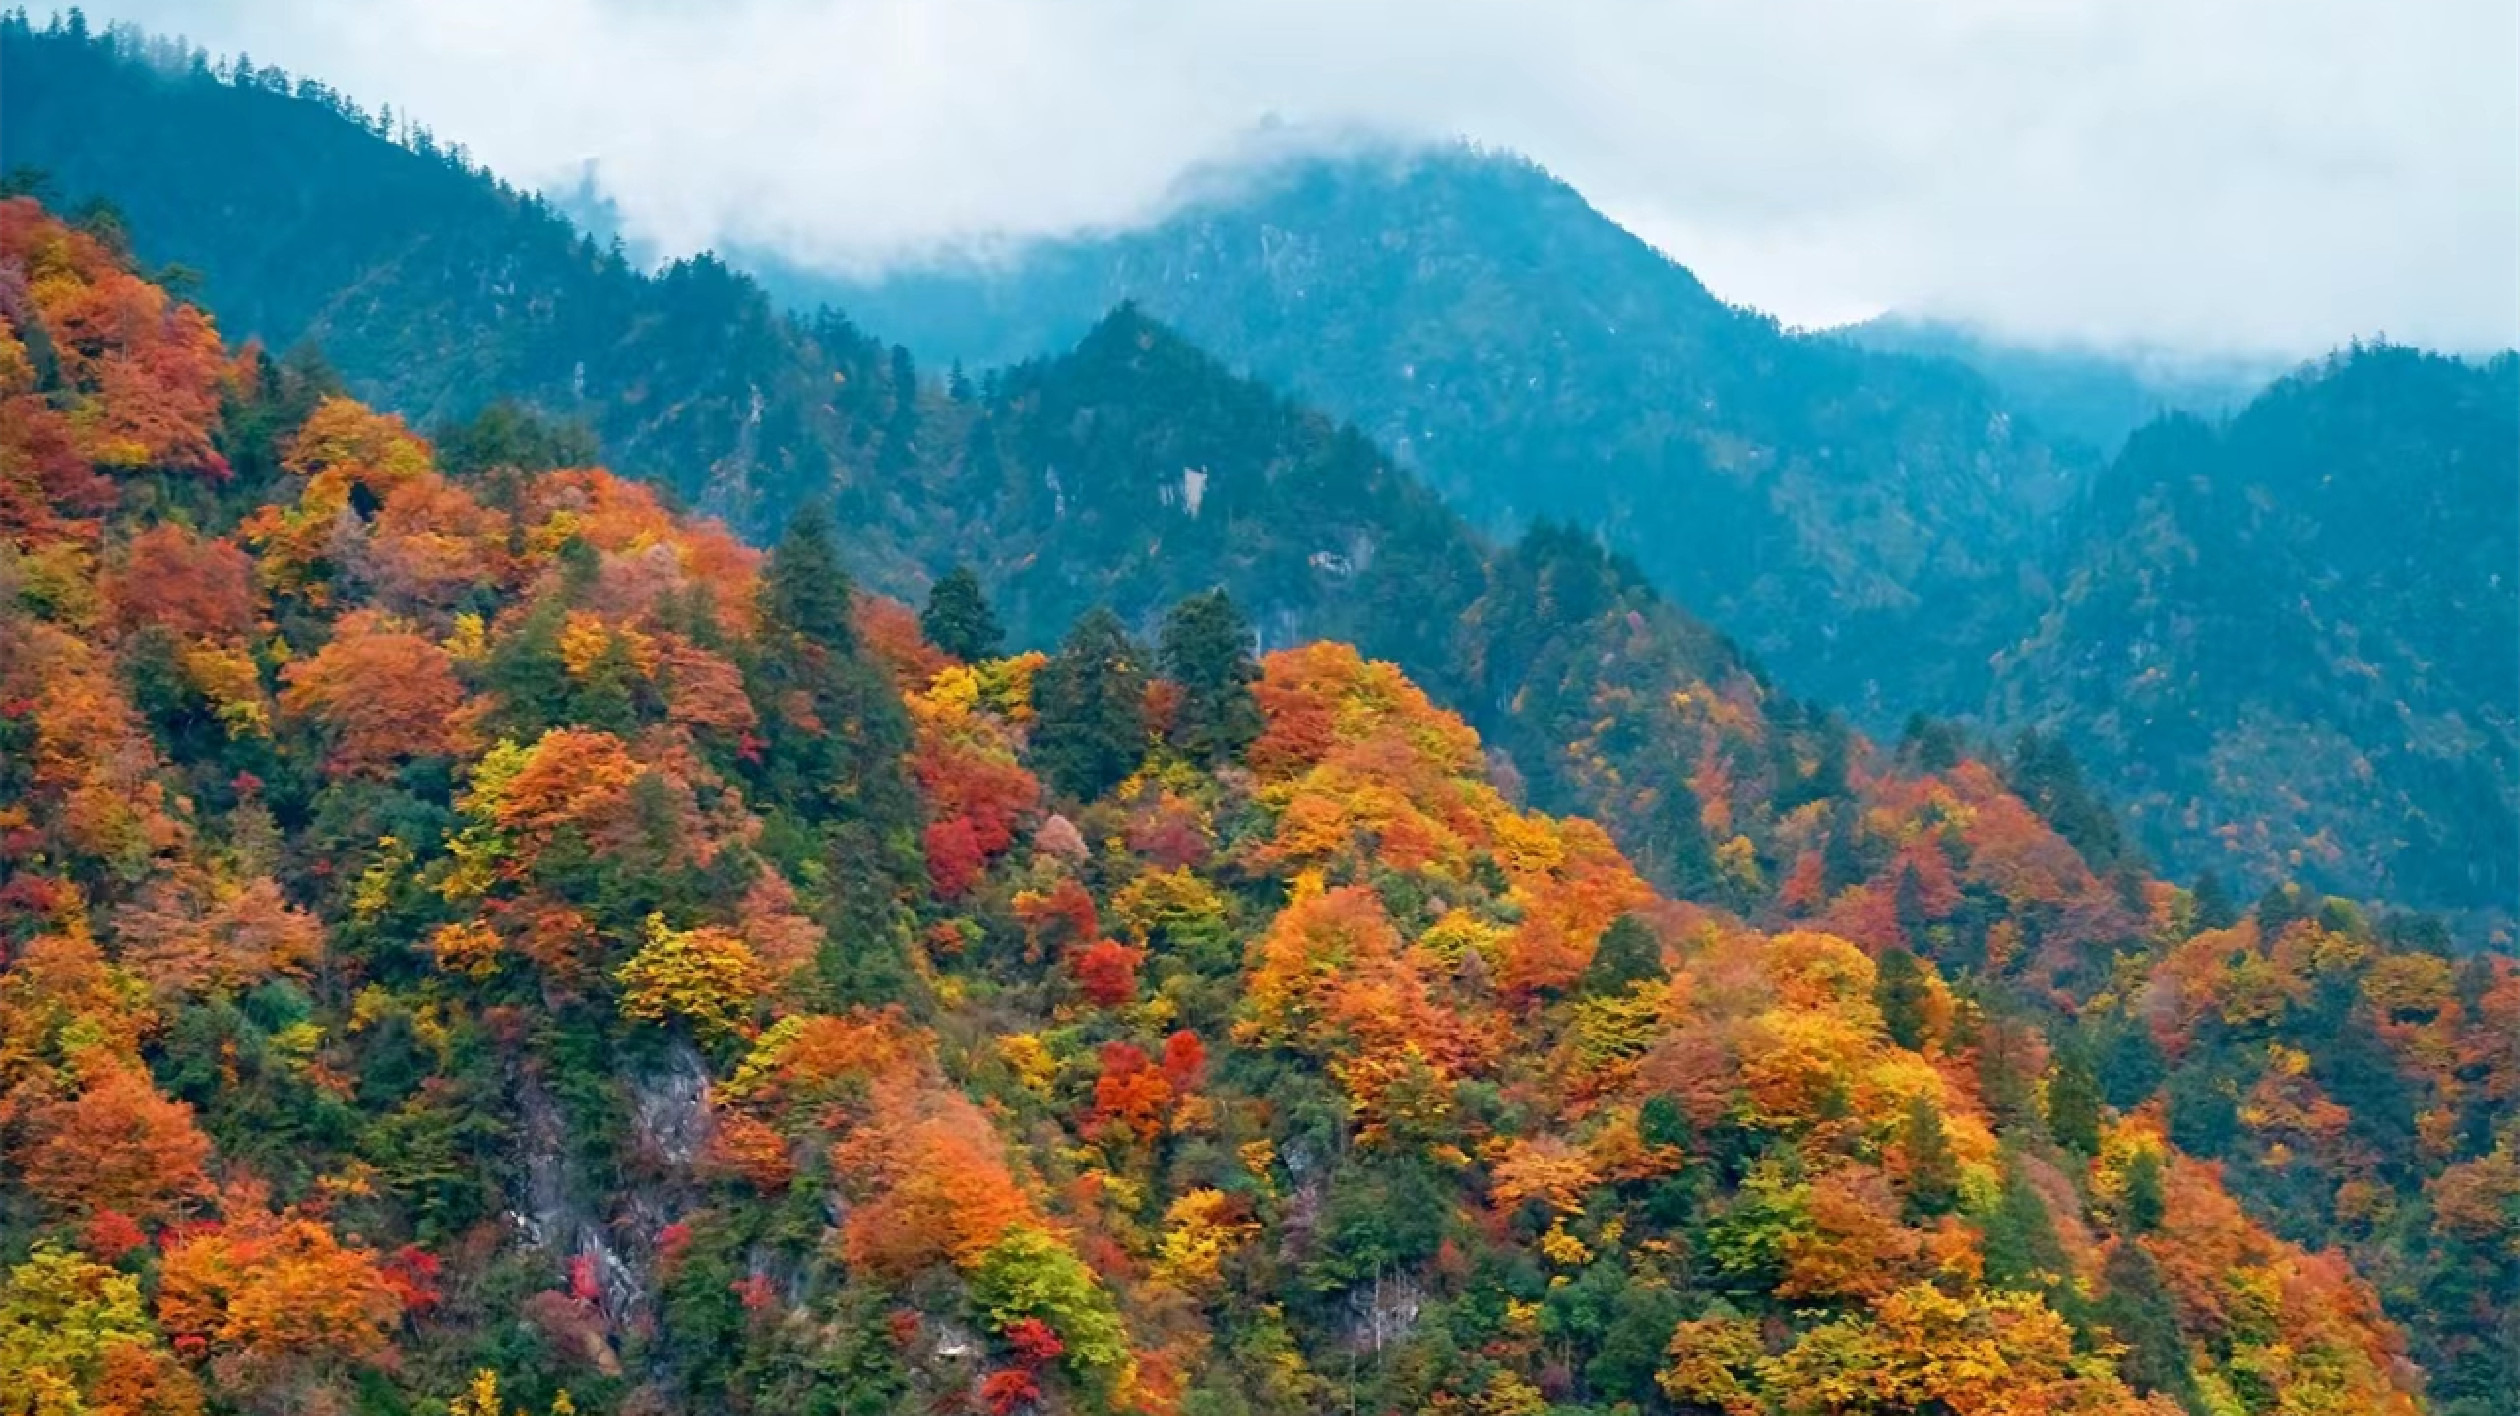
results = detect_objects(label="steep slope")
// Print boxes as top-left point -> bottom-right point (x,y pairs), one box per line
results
792,145 -> 2088,719
1993,346 -> 2520,916
1,201 -> 2480,1415
1839,315 -> 2282,460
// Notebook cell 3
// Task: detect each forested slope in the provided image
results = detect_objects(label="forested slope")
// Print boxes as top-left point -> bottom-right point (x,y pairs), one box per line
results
5,196 -> 2514,1416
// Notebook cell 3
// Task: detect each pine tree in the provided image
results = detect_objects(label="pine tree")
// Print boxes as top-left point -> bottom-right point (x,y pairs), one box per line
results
2189,870 -> 2239,932
2098,1239 -> 2196,1404
1875,947 -> 1932,1052
761,504 -> 857,654
1900,1096 -> 1961,1220
1034,608 -> 1148,802
1157,589 -> 1263,764
2046,1047 -> 2104,1155
2119,1148 -> 2166,1234
1982,1150 -> 2071,1299
1893,861 -> 1930,945
1579,915 -> 1667,997
920,565 -> 1002,662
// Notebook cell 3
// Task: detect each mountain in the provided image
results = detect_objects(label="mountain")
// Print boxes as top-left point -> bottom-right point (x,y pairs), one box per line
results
1994,346 -> 2520,917
5,192 -> 2499,1416
0,15 -> 901,544
0,17 -> 1804,897
1838,315 -> 2283,460
773,146 -> 2091,721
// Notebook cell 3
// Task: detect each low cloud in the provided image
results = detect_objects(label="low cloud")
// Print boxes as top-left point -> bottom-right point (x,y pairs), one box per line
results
88,0 -> 2520,355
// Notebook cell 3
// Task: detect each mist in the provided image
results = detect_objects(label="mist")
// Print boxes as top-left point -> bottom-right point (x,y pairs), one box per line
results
81,0 -> 2520,356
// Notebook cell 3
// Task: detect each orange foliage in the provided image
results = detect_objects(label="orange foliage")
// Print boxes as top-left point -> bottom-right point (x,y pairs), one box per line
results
157,1200 -> 403,1385
111,872 -> 322,997
16,1062 -> 213,1226
834,1085 -> 1037,1277
0,198 -> 228,479
854,596 -> 954,686
280,610 -> 464,777
109,525 -> 257,641
1091,1041 -> 1175,1143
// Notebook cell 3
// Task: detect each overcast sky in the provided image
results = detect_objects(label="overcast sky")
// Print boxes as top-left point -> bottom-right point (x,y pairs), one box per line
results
86,0 -> 2520,356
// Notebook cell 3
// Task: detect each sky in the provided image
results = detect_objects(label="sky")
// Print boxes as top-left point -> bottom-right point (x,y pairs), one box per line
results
84,0 -> 2520,356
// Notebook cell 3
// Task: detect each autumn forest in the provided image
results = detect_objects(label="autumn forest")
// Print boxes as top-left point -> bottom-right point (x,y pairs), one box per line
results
1,12 -> 2516,1416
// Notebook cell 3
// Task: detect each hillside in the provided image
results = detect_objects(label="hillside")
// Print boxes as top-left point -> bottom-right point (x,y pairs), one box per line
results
1993,346 -> 2520,916
9,194 -> 2510,1416
765,146 -> 2089,721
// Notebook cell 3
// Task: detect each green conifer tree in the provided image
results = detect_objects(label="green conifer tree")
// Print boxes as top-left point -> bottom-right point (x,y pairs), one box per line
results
920,565 -> 1002,662
1157,588 -> 1264,765
1035,608 -> 1149,802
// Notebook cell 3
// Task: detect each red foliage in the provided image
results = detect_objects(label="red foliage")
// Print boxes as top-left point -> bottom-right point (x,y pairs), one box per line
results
1003,1317 -> 1065,1366
380,1245 -> 443,1316
1160,1029 -> 1208,1092
980,1367 -> 1043,1416
730,1273 -> 779,1313
1069,938 -> 1145,1009
1015,878 -> 1100,956
925,816 -> 989,898
81,1207 -> 148,1261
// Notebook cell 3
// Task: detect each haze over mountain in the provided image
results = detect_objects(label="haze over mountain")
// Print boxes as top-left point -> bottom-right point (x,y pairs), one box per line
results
78,0 -> 2520,356
784,148 -> 2086,721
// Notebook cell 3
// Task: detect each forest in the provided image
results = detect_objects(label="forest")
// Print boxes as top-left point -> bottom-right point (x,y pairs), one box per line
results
1,185 -> 2515,1416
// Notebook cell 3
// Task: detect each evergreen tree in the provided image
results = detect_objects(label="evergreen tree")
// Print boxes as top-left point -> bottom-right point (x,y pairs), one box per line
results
2008,729 -> 2128,871
2098,1240 -> 2196,1405
1982,1150 -> 2071,1299
1579,915 -> 1666,997
1638,1093 -> 1691,1152
1034,608 -> 1149,802
1893,861 -> 1931,945
877,344 -> 920,477
1900,713 -> 1965,772
2047,1047 -> 2104,1155
1157,588 -> 1263,764
2119,1148 -> 2166,1235
747,506 -> 922,993
2254,881 -> 2313,938
1900,1096 -> 1961,1220
1875,947 -> 1932,1052
2190,869 -> 2239,931
1650,773 -> 1717,897
920,565 -> 1002,663
761,504 -> 857,654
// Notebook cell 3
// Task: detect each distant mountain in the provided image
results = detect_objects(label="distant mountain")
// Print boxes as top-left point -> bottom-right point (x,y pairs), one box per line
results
0,17 -> 892,544
777,147 -> 2092,721
1994,345 -> 2520,915
1839,314 -> 2284,459
0,18 -> 1790,894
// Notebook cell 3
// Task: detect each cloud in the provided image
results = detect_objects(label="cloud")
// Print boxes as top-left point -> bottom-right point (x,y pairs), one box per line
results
85,0 -> 2520,354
